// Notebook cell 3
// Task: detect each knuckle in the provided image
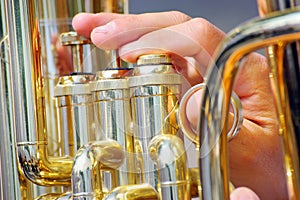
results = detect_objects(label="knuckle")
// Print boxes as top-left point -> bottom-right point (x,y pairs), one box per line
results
189,17 -> 211,33
168,11 -> 191,24
184,17 -> 208,38
186,17 -> 222,46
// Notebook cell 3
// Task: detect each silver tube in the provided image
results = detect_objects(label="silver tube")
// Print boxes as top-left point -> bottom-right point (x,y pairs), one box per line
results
3,0 -> 129,198
54,74 -> 95,157
72,140 -> 124,200
199,9 -> 300,199
0,0 -> 22,198
6,0 -> 73,186
90,69 -> 134,188
149,134 -> 190,200
128,54 -> 182,188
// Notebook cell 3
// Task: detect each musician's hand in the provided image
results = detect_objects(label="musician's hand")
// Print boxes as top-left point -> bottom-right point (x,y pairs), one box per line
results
73,11 -> 288,200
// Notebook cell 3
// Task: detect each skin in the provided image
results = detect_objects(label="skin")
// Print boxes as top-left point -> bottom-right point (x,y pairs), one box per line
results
72,11 -> 288,200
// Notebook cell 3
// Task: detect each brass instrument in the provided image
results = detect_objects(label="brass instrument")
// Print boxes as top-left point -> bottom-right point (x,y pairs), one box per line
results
2,0 -> 299,199
197,0 -> 300,199
0,0 -> 128,199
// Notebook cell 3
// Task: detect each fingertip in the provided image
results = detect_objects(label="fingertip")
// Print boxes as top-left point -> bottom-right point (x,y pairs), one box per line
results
119,50 -> 139,63
90,24 -> 118,50
72,13 -> 97,37
73,12 -> 123,38
230,187 -> 260,200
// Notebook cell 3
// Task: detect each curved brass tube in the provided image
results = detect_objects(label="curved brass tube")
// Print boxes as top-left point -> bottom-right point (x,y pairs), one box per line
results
149,134 -> 190,200
177,83 -> 243,147
103,184 -> 158,200
2,0 -> 130,198
5,0 -> 73,186
256,1 -> 300,198
71,140 -> 124,199
5,0 -> 129,189
199,8 -> 300,199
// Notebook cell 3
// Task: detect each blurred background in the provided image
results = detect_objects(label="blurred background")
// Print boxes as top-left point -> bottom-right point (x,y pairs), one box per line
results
129,0 -> 259,33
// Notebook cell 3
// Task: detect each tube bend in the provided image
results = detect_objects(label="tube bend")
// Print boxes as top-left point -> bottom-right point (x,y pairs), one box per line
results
103,184 -> 158,200
199,9 -> 300,200
149,134 -> 190,200
177,83 -> 243,146
72,139 -> 124,200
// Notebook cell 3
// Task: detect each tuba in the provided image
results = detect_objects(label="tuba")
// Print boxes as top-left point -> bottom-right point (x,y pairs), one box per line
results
0,0 -> 242,199
1,0 -> 299,200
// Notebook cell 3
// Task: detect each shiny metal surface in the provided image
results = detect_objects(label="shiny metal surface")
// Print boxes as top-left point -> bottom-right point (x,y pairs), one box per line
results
199,8 -> 300,200
90,69 -> 134,189
6,0 -> 299,198
1,0 -> 129,199
103,184 -> 158,200
71,140 -> 124,199
128,54 -> 182,188
5,0 -> 73,187
54,66 -> 95,160
257,1 -> 300,197
149,134 -> 190,200
60,31 -> 91,73
177,83 -> 243,147
0,0 -> 21,198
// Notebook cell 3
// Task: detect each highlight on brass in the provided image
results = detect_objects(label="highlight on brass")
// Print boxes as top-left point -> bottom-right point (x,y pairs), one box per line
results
1,0 -> 299,200
198,2 -> 300,199
177,83 -> 243,148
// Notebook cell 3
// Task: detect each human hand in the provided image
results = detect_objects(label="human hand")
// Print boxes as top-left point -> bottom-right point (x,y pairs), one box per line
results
72,11 -> 287,199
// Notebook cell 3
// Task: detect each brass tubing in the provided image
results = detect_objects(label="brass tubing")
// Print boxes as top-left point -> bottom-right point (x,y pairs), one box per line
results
90,72 -> 135,187
199,9 -> 300,199
71,140 -> 124,200
2,0 -> 129,198
128,54 -> 182,188
103,184 -> 158,200
129,81 -> 181,187
34,193 -> 63,200
149,134 -> 190,200
6,0 -> 129,188
0,0 -> 21,198
54,74 -> 96,157
257,0 -> 300,198
5,0 -> 73,186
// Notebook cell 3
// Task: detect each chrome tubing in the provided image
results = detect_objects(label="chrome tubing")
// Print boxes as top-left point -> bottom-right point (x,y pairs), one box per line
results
128,54 -> 182,188
0,0 -> 21,199
2,0 -> 129,199
149,134 -> 190,200
90,68 -> 134,189
71,140 -> 124,200
198,8 -> 300,199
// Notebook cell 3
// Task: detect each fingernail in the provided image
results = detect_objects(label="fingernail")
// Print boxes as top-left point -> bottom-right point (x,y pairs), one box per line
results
93,22 -> 115,34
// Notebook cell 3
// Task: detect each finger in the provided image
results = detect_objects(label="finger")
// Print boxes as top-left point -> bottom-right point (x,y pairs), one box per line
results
89,11 -> 191,49
73,12 -> 123,37
119,17 -> 225,77
230,187 -> 260,200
